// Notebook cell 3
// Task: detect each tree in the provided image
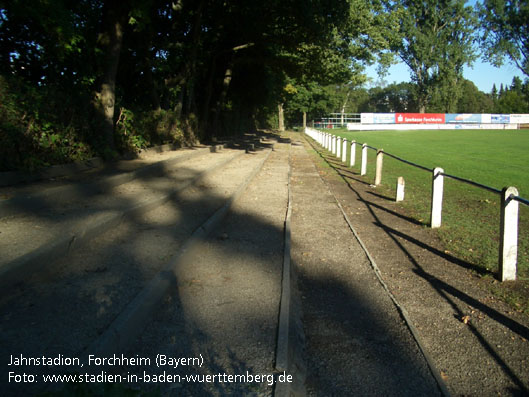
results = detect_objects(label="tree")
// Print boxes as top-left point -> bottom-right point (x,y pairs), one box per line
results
93,0 -> 130,154
491,83 -> 498,100
455,79 -> 494,113
479,0 -> 529,77
494,76 -> 529,112
386,0 -> 478,112
0,0 -> 396,170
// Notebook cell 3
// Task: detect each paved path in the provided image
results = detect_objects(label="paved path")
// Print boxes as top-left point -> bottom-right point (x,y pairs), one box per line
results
289,137 -> 440,396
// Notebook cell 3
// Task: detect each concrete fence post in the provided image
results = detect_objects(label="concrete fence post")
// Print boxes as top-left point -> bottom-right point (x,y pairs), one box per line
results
337,137 -> 342,158
361,144 -> 368,176
430,167 -> 444,228
333,135 -> 337,155
396,177 -> 405,202
499,186 -> 519,281
342,139 -> 347,163
350,141 -> 356,167
375,149 -> 384,186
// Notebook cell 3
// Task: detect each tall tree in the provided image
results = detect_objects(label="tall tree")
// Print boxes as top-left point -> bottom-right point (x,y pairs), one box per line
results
479,0 -> 529,77
386,0 -> 478,112
93,0 -> 130,153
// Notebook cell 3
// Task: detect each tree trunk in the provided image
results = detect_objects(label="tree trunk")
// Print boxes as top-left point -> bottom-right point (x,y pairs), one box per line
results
303,111 -> 307,129
341,90 -> 350,125
93,0 -> 128,153
278,103 -> 285,132
212,66 -> 233,135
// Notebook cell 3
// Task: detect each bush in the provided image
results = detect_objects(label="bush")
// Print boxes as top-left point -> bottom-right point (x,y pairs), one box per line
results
115,108 -> 187,153
0,75 -> 94,171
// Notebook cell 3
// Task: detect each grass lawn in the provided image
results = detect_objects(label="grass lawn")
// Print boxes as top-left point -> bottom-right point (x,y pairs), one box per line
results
315,128 -> 529,280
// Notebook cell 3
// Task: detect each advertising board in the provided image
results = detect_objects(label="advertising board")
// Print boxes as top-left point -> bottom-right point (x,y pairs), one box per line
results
491,114 -> 510,123
360,113 -> 374,124
395,113 -> 445,124
509,114 -> 529,124
445,114 -> 482,123
373,113 -> 395,124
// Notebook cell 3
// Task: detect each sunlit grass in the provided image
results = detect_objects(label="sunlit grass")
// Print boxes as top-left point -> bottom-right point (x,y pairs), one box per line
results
314,128 -> 529,279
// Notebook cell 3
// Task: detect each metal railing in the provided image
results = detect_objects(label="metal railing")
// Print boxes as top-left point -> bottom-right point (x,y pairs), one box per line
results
304,127 -> 527,282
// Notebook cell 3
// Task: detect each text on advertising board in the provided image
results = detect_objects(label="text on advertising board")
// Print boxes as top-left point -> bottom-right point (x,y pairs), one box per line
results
396,113 -> 445,124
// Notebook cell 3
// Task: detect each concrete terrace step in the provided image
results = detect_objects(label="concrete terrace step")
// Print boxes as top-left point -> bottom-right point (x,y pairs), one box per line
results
0,146 -> 275,396
0,148 -> 243,291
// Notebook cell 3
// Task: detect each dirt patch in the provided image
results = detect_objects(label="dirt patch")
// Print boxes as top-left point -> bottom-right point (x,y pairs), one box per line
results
298,131 -> 529,396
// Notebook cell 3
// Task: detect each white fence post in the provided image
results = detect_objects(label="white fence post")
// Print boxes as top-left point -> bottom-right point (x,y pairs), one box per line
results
396,177 -> 405,202
342,139 -> 347,162
337,137 -> 342,158
430,167 -> 444,228
333,135 -> 337,155
375,149 -> 384,186
350,141 -> 356,167
361,144 -> 368,176
499,186 -> 519,281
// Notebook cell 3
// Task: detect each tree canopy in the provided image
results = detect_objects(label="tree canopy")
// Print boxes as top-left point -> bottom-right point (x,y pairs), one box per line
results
479,0 -> 529,77
1,0 -> 395,170
385,0 -> 478,112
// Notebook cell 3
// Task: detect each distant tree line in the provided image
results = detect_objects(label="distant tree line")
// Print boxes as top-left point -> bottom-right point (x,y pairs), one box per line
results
283,76 -> 529,125
0,0 -> 527,170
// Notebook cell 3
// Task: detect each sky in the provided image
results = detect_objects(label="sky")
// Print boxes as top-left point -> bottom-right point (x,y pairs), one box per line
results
364,60 -> 525,94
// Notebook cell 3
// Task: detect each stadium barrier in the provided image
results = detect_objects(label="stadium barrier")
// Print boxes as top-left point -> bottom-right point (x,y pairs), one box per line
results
304,127 -> 528,282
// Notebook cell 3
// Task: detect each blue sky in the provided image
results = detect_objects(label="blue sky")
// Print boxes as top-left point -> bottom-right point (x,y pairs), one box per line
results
364,59 -> 525,94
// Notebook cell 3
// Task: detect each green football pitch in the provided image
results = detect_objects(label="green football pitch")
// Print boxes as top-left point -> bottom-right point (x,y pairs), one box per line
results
312,128 -> 529,285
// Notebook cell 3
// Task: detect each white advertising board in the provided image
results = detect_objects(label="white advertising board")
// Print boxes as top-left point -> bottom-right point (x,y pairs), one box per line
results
510,114 -> 529,124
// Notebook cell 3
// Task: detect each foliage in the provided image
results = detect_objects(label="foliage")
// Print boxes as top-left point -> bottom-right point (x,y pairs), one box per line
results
493,76 -> 529,112
385,0 -> 479,112
359,82 -> 418,112
0,75 -> 93,171
479,0 -> 529,77
451,79 -> 494,113
1,0 -> 395,169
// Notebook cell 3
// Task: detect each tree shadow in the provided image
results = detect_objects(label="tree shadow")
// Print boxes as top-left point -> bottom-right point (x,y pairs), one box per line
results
0,141 -> 280,396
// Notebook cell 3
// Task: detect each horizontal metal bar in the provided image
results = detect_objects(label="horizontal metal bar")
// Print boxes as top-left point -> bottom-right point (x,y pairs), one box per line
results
440,172 -> 502,195
511,195 -> 529,207
312,129 -> 529,203
383,152 -> 433,172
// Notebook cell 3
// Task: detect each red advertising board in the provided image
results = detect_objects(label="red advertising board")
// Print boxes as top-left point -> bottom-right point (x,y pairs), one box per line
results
395,113 -> 445,124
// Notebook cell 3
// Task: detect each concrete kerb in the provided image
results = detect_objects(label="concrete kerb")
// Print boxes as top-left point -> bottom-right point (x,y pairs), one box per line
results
0,151 -> 244,293
274,143 -> 307,397
0,142 -> 213,188
0,158 -> 105,187
85,149 -> 273,359
0,146 -> 214,219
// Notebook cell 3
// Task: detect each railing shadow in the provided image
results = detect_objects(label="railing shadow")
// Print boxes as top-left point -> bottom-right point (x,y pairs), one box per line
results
307,137 -> 529,394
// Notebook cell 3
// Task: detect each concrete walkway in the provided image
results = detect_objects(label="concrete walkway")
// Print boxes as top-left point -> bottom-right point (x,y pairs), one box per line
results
289,136 -> 442,396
